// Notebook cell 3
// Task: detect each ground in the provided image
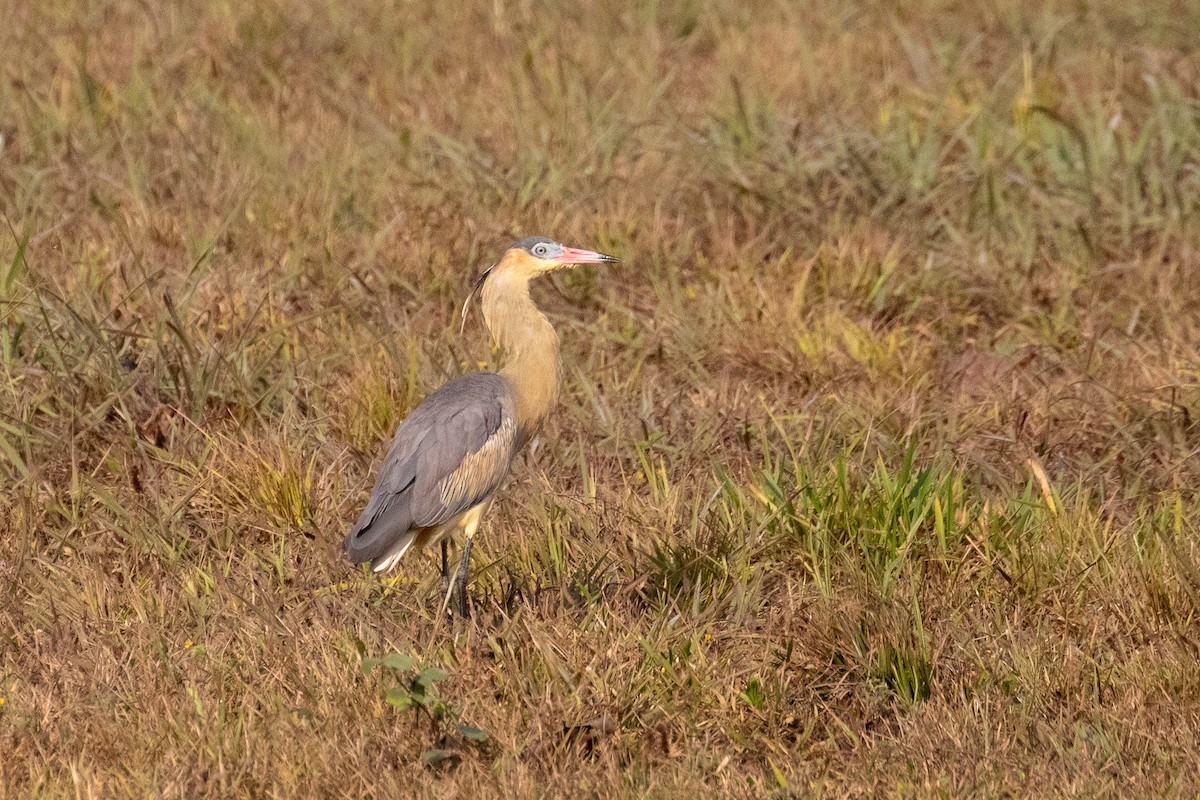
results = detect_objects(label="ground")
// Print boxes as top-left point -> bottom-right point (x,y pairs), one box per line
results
1,0 -> 1199,797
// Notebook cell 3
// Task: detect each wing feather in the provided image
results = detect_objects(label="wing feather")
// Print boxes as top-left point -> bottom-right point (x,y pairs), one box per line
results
426,415 -> 516,523
343,373 -> 517,566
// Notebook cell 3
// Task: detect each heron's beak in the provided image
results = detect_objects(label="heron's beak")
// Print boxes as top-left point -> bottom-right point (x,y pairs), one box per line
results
555,247 -> 621,266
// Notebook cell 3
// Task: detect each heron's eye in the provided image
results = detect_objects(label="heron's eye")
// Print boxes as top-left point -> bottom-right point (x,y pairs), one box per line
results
533,243 -> 549,257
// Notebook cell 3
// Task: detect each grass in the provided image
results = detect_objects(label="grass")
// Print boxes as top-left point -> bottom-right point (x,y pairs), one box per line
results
1,0 -> 1199,795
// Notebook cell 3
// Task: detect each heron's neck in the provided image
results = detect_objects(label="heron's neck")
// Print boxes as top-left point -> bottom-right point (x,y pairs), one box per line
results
481,272 -> 561,441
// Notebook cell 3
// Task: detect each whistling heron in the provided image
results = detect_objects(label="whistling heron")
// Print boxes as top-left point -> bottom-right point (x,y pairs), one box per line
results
343,236 -> 619,616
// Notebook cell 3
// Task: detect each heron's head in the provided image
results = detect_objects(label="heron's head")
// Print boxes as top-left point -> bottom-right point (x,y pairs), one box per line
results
463,236 -> 619,326
499,236 -> 620,278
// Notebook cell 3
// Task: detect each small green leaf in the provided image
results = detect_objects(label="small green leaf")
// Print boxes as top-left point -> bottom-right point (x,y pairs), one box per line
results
360,658 -> 380,675
385,688 -> 413,710
740,676 -> 765,710
381,652 -> 415,671
420,748 -> 454,766
456,723 -> 488,742
769,757 -> 788,789
416,667 -> 450,685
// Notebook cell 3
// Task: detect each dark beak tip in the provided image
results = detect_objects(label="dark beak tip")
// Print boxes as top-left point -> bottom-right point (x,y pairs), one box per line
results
558,247 -> 621,266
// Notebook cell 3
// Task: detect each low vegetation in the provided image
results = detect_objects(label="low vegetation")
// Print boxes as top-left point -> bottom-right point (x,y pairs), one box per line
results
1,0 -> 1198,796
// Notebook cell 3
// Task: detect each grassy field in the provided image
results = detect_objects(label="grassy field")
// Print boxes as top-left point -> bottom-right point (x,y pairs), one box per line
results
2,0 -> 1199,796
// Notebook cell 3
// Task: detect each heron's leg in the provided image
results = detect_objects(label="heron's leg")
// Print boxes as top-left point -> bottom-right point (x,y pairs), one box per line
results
454,535 -> 473,618
450,505 -> 486,619
439,540 -> 449,599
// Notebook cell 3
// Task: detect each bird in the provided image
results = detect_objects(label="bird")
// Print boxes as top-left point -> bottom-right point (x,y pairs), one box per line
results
343,236 -> 619,616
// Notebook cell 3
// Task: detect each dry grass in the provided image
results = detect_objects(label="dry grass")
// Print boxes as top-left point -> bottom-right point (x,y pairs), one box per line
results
2,0 -> 1200,796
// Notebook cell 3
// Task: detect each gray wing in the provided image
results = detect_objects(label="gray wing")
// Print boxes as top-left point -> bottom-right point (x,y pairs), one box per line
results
343,372 -> 517,566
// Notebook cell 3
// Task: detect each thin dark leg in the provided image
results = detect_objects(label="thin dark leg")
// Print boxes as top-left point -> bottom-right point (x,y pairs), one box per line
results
439,540 -> 449,599
454,536 -> 474,618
